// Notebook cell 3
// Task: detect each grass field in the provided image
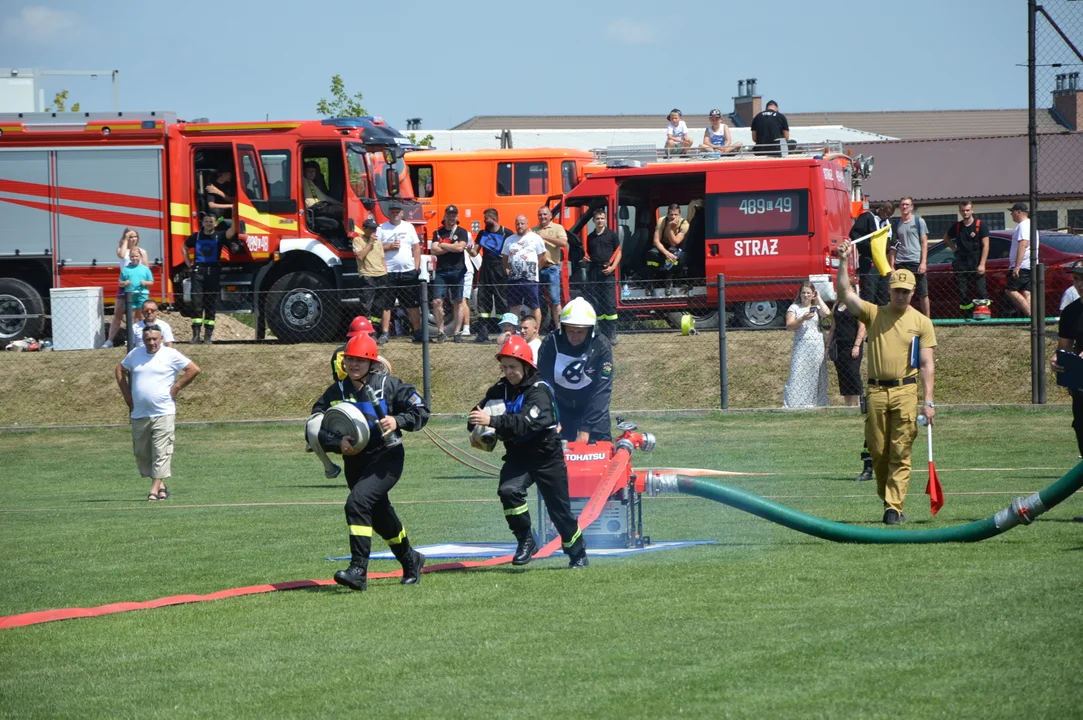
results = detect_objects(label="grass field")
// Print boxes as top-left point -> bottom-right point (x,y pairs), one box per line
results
0,324 -> 1061,427
2,409 -> 1082,718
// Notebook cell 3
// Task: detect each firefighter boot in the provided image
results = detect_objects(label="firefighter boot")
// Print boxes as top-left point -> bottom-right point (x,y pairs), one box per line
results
568,548 -> 589,569
512,529 -> 539,566
190,324 -> 201,344
391,538 -> 426,585
333,560 -> 368,591
203,327 -> 214,344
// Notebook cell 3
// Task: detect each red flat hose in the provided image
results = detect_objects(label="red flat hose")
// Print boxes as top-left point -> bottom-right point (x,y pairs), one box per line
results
0,447 -> 633,630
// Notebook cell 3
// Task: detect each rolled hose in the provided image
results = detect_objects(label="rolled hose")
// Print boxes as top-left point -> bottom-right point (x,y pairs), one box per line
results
646,461 -> 1083,543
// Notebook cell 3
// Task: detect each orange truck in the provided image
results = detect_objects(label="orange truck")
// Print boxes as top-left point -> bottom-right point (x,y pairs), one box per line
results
0,111 -> 423,342
405,148 -> 593,239
554,143 -> 866,328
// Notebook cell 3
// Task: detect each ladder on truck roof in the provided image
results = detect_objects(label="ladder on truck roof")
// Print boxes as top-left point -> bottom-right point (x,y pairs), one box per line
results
595,140 -> 848,168
0,111 -> 176,131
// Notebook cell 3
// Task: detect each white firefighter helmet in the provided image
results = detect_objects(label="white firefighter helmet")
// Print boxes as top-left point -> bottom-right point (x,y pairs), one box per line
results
560,296 -> 597,327
469,399 -> 506,452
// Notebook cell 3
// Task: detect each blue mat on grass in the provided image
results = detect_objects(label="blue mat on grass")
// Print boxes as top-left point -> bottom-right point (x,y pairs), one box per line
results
326,540 -> 716,562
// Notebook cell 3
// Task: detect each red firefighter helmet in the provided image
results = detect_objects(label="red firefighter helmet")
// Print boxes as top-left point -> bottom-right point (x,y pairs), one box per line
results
496,335 -> 536,368
344,334 -> 379,361
347,316 -> 374,337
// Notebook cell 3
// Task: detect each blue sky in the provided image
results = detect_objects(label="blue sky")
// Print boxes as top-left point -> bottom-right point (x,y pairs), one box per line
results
0,0 -> 1035,129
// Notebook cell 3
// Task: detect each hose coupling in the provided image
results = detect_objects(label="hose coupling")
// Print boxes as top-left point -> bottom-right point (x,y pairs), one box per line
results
645,471 -> 680,496
994,492 -> 1048,530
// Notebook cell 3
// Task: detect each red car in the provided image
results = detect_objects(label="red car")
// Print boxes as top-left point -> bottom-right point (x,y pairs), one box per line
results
925,230 -> 1083,318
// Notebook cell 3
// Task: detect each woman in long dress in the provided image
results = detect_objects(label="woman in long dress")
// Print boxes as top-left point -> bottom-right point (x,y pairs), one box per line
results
783,282 -> 830,408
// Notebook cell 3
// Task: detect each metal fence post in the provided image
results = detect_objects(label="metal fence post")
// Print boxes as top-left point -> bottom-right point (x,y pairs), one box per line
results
717,273 -> 727,410
125,289 -> 134,352
420,279 -> 431,407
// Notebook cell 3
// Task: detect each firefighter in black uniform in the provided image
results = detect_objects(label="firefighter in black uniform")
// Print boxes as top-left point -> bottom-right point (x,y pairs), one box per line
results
311,333 -> 430,591
468,208 -> 513,343
537,296 -> 614,443
468,335 -> 589,568
184,212 -> 240,343
584,207 -> 622,344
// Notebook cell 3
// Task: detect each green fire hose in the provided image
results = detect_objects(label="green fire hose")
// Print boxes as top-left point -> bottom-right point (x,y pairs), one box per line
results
645,462 -> 1083,543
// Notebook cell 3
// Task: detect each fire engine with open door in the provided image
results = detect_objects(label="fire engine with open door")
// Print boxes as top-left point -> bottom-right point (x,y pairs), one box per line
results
0,111 -> 423,343
554,143 -> 868,329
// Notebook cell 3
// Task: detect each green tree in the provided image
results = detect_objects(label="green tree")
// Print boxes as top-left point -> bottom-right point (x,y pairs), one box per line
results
316,75 -> 366,118
407,132 -> 435,148
46,90 -> 80,113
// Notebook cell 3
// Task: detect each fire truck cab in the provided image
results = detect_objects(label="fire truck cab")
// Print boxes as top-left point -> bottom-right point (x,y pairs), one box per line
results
0,111 -> 421,343
559,143 -> 863,329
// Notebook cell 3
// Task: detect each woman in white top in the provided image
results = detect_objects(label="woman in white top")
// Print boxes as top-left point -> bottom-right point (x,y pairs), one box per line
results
103,227 -> 152,348
783,282 -> 830,408
664,108 -> 693,150
700,109 -> 743,154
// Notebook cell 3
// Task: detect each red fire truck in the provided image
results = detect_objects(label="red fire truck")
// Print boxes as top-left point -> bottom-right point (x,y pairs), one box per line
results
557,143 -> 867,328
0,111 -> 422,343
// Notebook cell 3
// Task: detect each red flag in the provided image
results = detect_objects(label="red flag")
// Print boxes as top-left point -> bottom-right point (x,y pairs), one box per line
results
926,460 -> 944,515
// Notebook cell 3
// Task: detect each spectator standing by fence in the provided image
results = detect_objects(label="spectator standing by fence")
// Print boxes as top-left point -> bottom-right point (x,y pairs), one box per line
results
431,205 -> 470,343
852,202 -> 892,305
115,325 -> 200,501
470,208 -> 513,343
102,228 -> 150,349
944,200 -> 990,314
888,197 -> 930,317
502,215 -> 549,327
533,206 -> 568,332
827,298 -> 866,406
119,248 -> 153,326
782,282 -> 830,408
1006,202 -> 1035,318
837,240 -> 936,525
133,301 -> 174,349
353,217 -> 389,340
378,203 -> 423,343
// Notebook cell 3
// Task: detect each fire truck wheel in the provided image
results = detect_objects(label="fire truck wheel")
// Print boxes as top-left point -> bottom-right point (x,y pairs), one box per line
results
734,300 -> 785,329
265,271 -> 337,343
0,277 -> 45,342
665,309 -> 720,331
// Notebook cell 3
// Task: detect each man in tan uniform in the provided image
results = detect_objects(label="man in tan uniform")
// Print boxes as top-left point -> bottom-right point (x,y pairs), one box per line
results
837,239 -> 936,524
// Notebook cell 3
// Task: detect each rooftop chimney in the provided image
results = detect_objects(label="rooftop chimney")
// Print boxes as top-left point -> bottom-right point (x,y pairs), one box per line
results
732,79 -> 762,127
1053,72 -> 1082,131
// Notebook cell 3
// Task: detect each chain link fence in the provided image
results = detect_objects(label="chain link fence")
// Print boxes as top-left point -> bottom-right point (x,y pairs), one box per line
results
0,268 -> 1061,427
1031,0 -> 1083,403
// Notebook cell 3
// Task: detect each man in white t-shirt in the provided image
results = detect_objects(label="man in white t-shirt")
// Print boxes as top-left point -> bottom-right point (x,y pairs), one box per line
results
377,203 -> 423,342
133,300 -> 174,349
116,325 -> 200,501
501,214 -> 550,326
1005,202 -> 1036,318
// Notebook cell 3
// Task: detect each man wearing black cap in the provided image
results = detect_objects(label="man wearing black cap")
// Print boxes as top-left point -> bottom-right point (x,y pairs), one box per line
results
750,101 -> 790,156
1006,202 -> 1035,317
378,203 -> 422,343
353,216 -> 388,327
431,205 -> 470,343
